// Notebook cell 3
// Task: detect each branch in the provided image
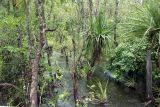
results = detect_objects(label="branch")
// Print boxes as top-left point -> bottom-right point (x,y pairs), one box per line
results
45,28 -> 57,32
144,100 -> 152,107
0,83 -> 18,89
45,25 -> 59,32
152,28 -> 160,32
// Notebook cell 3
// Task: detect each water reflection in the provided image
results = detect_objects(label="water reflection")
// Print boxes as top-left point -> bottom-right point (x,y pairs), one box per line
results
87,75 -> 145,107
52,52 -> 149,107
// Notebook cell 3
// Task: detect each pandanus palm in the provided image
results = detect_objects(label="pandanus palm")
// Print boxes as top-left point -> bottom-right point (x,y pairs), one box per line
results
123,0 -> 160,100
124,0 -> 160,46
86,11 -> 112,67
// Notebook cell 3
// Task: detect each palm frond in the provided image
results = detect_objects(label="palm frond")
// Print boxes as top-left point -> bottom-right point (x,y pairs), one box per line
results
85,9 -> 113,66
123,0 -> 160,43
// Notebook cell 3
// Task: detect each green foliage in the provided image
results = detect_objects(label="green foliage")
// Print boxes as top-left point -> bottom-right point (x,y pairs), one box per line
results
58,90 -> 69,101
154,86 -> 160,106
86,10 -> 113,66
152,68 -> 160,79
88,80 -> 109,104
1,0 -> 160,106
108,37 -> 147,79
0,46 -> 28,81
0,46 -> 28,106
125,78 -> 136,88
78,63 -> 95,78
123,0 -> 160,46
0,16 -> 24,46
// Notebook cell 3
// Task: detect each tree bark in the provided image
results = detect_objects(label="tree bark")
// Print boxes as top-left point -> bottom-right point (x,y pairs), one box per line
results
146,50 -> 153,100
30,0 -> 46,106
30,50 -> 41,107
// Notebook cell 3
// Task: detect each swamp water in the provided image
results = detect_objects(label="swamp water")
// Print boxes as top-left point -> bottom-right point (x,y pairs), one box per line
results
47,52 -> 152,107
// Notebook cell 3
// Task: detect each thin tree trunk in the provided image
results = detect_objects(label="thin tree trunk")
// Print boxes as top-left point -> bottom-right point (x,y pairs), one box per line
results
64,48 -> 69,67
24,1 -> 32,105
12,0 -> 17,16
95,0 -> 99,16
47,0 -> 54,20
72,38 -> 78,107
7,0 -> 10,15
30,50 -> 41,107
158,51 -> 160,69
88,0 -> 93,19
25,0 -> 33,63
17,25 -> 23,48
1,0 -> 5,17
113,0 -> 119,46
30,0 -> 46,106
46,41 -> 52,66
146,50 -> 153,100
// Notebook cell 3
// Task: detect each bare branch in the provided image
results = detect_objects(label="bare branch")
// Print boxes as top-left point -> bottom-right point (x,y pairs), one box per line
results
45,25 -> 59,32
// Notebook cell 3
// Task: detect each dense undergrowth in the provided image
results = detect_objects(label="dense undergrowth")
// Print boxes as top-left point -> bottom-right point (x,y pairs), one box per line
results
0,0 -> 160,106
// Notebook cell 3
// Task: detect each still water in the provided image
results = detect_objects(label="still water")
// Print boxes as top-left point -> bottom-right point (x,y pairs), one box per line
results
50,52 -> 151,107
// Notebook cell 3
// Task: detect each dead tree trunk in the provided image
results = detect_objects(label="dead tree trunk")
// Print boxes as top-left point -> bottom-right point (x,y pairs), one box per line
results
146,50 -> 153,100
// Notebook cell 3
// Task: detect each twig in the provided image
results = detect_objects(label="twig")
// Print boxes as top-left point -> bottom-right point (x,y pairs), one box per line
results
144,100 -> 152,107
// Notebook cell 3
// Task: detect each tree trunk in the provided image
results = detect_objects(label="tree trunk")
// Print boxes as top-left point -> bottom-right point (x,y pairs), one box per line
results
30,50 -> 41,107
24,1 -> 33,105
44,39 -> 52,66
12,0 -> 18,16
25,0 -> 33,63
30,0 -> 46,106
158,51 -> 160,69
146,50 -> 153,100
17,25 -> 23,48
95,0 -> 99,16
1,0 -> 5,17
7,0 -> 10,15
113,0 -> 119,46
72,38 -> 78,107
88,0 -> 93,19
